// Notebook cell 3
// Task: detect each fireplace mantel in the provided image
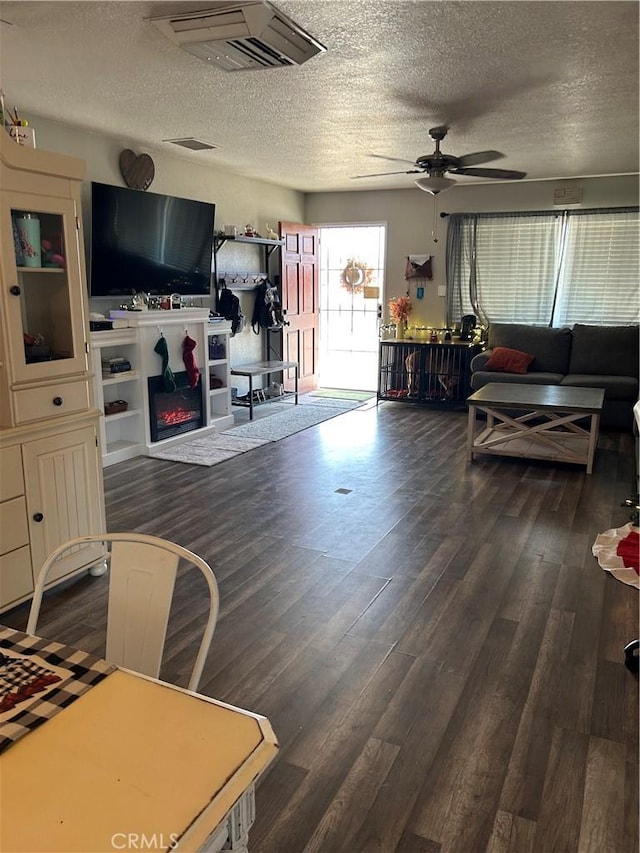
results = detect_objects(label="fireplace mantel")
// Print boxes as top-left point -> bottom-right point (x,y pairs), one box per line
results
90,310 -> 233,465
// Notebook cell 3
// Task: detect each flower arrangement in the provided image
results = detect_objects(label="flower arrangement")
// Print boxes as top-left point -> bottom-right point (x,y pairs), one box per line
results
388,295 -> 412,323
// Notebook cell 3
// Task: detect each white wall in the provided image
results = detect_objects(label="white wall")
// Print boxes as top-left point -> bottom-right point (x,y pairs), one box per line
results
305,175 -> 639,328
31,115 -> 306,364
28,115 -> 639,341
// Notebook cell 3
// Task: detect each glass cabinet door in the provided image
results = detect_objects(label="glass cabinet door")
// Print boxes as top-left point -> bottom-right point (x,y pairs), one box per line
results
1,191 -> 88,383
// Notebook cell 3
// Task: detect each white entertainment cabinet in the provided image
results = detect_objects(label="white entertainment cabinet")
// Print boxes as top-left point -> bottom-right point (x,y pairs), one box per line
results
91,309 -> 233,467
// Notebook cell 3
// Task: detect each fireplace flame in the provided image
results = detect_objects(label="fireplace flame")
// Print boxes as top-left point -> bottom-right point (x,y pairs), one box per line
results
160,406 -> 198,426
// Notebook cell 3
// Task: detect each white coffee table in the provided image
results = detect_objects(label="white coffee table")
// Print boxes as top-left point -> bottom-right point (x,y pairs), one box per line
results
467,382 -> 605,473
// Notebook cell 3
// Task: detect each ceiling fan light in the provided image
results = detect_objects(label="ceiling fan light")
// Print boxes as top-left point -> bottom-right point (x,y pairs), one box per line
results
414,175 -> 456,195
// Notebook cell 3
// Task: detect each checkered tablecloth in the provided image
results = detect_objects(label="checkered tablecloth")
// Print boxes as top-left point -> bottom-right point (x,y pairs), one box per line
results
0,625 -> 116,754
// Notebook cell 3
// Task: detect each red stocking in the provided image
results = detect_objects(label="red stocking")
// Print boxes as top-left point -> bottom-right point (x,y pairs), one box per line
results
182,335 -> 200,388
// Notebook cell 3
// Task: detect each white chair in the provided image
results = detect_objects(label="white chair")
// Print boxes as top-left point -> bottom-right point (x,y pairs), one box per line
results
27,533 -> 219,692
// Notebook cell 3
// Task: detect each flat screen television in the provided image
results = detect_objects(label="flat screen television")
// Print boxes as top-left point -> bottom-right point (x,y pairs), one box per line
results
90,182 -> 215,297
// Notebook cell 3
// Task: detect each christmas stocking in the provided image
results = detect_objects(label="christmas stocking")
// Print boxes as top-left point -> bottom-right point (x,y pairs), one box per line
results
153,335 -> 176,393
182,335 -> 200,388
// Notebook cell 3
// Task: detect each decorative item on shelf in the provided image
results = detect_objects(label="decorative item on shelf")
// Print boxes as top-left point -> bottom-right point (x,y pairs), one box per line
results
265,224 -> 279,240
105,400 -> 128,416
41,238 -> 65,269
6,104 -> 36,148
102,356 -> 132,376
388,295 -> 412,340
340,258 -> 375,295
208,336 -> 225,360
23,332 -> 50,363
119,149 -> 155,191
131,291 -> 148,311
15,213 -> 41,267
12,216 -> 24,266
379,323 -> 395,340
9,124 -> 36,148
244,224 -> 255,237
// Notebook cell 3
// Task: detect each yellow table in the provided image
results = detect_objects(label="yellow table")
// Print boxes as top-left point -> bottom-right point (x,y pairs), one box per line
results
0,667 -> 278,852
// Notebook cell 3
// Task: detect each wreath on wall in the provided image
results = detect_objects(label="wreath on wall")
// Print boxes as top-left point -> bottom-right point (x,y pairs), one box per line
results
340,258 -> 375,294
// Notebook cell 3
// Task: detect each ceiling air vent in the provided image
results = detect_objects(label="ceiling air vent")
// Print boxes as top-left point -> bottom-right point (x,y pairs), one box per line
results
163,137 -> 219,151
148,2 -> 326,71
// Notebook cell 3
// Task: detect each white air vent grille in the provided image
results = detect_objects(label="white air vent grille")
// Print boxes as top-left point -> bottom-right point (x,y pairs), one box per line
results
149,2 -> 326,71
163,137 -> 219,151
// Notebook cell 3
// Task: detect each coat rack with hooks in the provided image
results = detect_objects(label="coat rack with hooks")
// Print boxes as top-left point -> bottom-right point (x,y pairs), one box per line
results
217,272 -> 268,290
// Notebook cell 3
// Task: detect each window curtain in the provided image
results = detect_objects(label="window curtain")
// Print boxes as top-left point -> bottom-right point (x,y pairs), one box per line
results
447,208 -> 639,327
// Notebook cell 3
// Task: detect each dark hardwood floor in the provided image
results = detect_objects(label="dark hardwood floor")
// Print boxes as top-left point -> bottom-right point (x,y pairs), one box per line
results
3,401 -> 638,852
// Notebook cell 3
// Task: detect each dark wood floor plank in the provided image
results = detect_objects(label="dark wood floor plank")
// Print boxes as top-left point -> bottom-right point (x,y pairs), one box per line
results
578,735 -> 626,853
2,405 -> 636,853
396,539 -> 520,667
301,737 -> 400,853
532,726 -> 590,853
349,662 -> 465,852
407,618 -> 521,850
251,649 -> 414,853
281,638 -> 404,771
486,810 -> 536,853
497,607 -> 575,820
348,533 -> 472,645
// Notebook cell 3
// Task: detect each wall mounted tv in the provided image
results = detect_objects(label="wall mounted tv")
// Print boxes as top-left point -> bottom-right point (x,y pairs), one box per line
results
90,182 -> 215,297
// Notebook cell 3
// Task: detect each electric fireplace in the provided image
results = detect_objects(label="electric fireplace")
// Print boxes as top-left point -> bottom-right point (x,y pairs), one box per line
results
148,371 -> 204,442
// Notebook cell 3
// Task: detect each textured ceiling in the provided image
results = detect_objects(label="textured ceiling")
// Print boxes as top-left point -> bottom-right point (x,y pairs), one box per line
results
0,1 -> 638,193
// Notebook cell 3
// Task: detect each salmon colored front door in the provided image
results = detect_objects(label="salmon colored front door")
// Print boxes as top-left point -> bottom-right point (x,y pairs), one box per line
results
279,222 -> 319,394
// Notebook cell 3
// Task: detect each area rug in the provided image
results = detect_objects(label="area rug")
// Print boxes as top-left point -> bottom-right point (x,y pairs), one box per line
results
293,394 -> 364,410
224,403 -> 353,441
309,389 -> 376,402
151,433 -> 270,467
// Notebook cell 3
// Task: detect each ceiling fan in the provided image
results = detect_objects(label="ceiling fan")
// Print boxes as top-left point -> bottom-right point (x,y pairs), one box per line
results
352,126 -> 527,194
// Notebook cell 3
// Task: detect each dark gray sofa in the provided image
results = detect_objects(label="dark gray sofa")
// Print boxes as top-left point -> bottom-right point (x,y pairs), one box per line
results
470,323 -> 639,430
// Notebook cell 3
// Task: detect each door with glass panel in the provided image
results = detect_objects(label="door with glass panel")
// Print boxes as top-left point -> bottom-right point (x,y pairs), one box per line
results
318,224 -> 386,391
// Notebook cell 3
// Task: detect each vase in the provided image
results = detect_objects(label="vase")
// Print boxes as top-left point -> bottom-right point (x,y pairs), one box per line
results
395,320 -> 405,340
16,214 -> 41,267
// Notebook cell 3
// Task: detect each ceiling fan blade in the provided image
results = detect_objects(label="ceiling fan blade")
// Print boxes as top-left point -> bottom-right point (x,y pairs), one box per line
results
456,150 -> 505,167
450,167 -> 527,180
369,154 -> 418,167
351,169 -> 422,179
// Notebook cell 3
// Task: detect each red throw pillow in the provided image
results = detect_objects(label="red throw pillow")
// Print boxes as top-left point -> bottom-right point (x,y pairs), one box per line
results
485,346 -> 534,374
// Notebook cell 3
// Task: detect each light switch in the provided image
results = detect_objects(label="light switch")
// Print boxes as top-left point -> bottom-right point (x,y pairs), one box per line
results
437,285 -> 446,297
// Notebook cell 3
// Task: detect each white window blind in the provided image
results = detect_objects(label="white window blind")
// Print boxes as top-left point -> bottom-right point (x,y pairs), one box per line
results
554,210 -> 640,325
474,215 -> 561,323
448,208 -> 639,327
